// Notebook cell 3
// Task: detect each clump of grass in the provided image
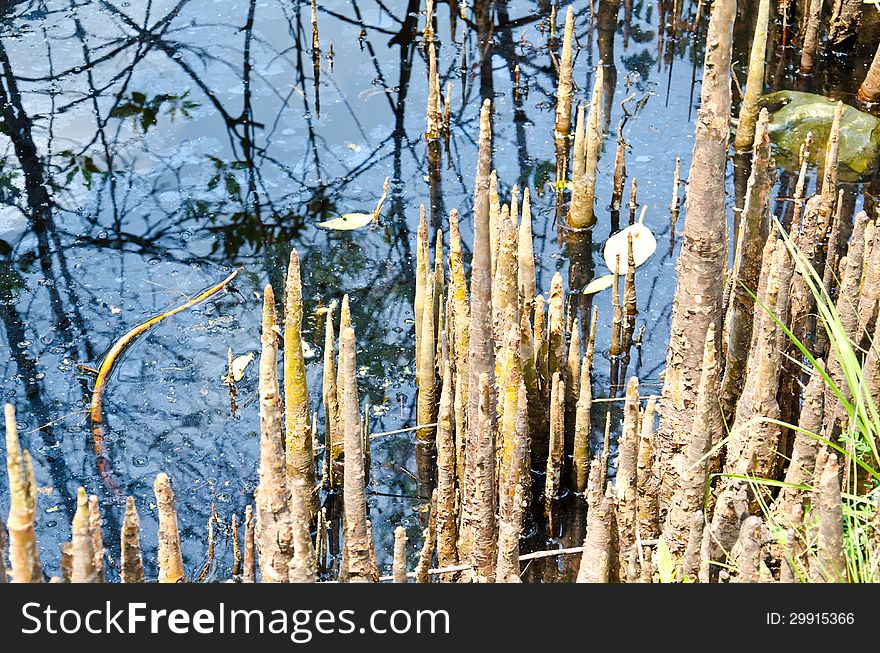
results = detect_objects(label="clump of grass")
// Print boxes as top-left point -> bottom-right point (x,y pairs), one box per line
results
740,219 -> 880,582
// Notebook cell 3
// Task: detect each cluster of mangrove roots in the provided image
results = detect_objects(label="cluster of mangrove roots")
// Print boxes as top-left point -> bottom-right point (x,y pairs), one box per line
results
5,0 -> 880,584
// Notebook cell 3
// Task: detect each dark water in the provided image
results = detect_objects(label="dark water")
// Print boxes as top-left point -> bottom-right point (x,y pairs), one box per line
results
0,0 -> 877,581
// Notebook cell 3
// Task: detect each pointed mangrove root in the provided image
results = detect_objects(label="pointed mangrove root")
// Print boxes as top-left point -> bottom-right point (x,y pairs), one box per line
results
255,284 -> 294,582
154,473 -> 185,583
532,295 -> 550,464
448,209 -> 470,403
436,364 -> 459,574
733,0 -> 770,152
568,103 -> 587,224
426,42 -> 443,140
578,467 -> 618,583
417,265 -> 437,452
463,101 -> 495,564
4,403 -> 42,583
340,325 -> 373,582
773,365 -> 824,529
669,157 -> 680,216
88,494 -> 105,582
821,102 -> 844,209
681,510 -> 704,580
610,255 -> 622,360
572,356 -> 592,493
622,234 -> 637,355
731,516 -> 766,583
518,188 -> 536,311
721,109 -> 774,420
564,318 -> 581,445
547,273 -> 565,387
71,488 -> 99,583
726,240 -> 790,481
814,453 -> 847,582
627,176 -> 639,225
465,373 -> 497,581
600,410 -> 612,490
284,250 -> 319,520
859,39 -> 880,104
243,505 -> 256,583
60,543 -> 72,583
615,377 -> 640,577
288,479 -> 317,583
493,210 -> 520,380
434,230 -> 444,345
611,121 -> 627,212
90,268 -> 239,488
585,305 -> 598,372
415,490 -> 438,584
453,371 -> 466,496
495,480 -> 525,584
323,306 -> 343,488
706,481 -> 749,575
665,324 -> 719,558
544,372 -> 565,515
393,526 -> 408,583
119,496 -> 144,583
568,64 -> 604,229
657,0 -> 733,519
496,383 -> 528,583
490,173 -> 506,273
415,205 -> 429,381
554,6 -> 575,144
636,396 -> 659,541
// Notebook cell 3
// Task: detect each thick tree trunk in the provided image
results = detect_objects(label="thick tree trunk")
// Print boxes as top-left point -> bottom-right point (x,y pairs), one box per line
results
657,0 -> 735,518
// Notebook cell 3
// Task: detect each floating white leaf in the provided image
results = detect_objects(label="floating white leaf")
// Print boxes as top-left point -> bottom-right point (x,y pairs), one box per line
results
302,340 -> 317,360
582,274 -> 615,295
230,352 -> 254,382
602,207 -> 657,274
318,212 -> 375,230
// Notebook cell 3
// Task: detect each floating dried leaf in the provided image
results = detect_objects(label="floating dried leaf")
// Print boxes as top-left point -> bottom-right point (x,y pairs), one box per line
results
583,274 -> 615,295
602,208 -> 656,273
229,352 -> 254,382
318,213 -> 375,230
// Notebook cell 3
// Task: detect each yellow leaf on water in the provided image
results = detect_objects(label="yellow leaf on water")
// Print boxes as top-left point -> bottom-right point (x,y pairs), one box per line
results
602,207 -> 657,274
318,213 -> 375,230
230,352 -> 254,382
582,274 -> 616,295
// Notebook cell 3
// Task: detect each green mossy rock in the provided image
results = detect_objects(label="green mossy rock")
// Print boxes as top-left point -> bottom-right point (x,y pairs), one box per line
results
758,90 -> 880,182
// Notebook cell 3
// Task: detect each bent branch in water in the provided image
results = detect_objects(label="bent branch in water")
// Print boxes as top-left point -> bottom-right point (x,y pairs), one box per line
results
89,269 -> 240,486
